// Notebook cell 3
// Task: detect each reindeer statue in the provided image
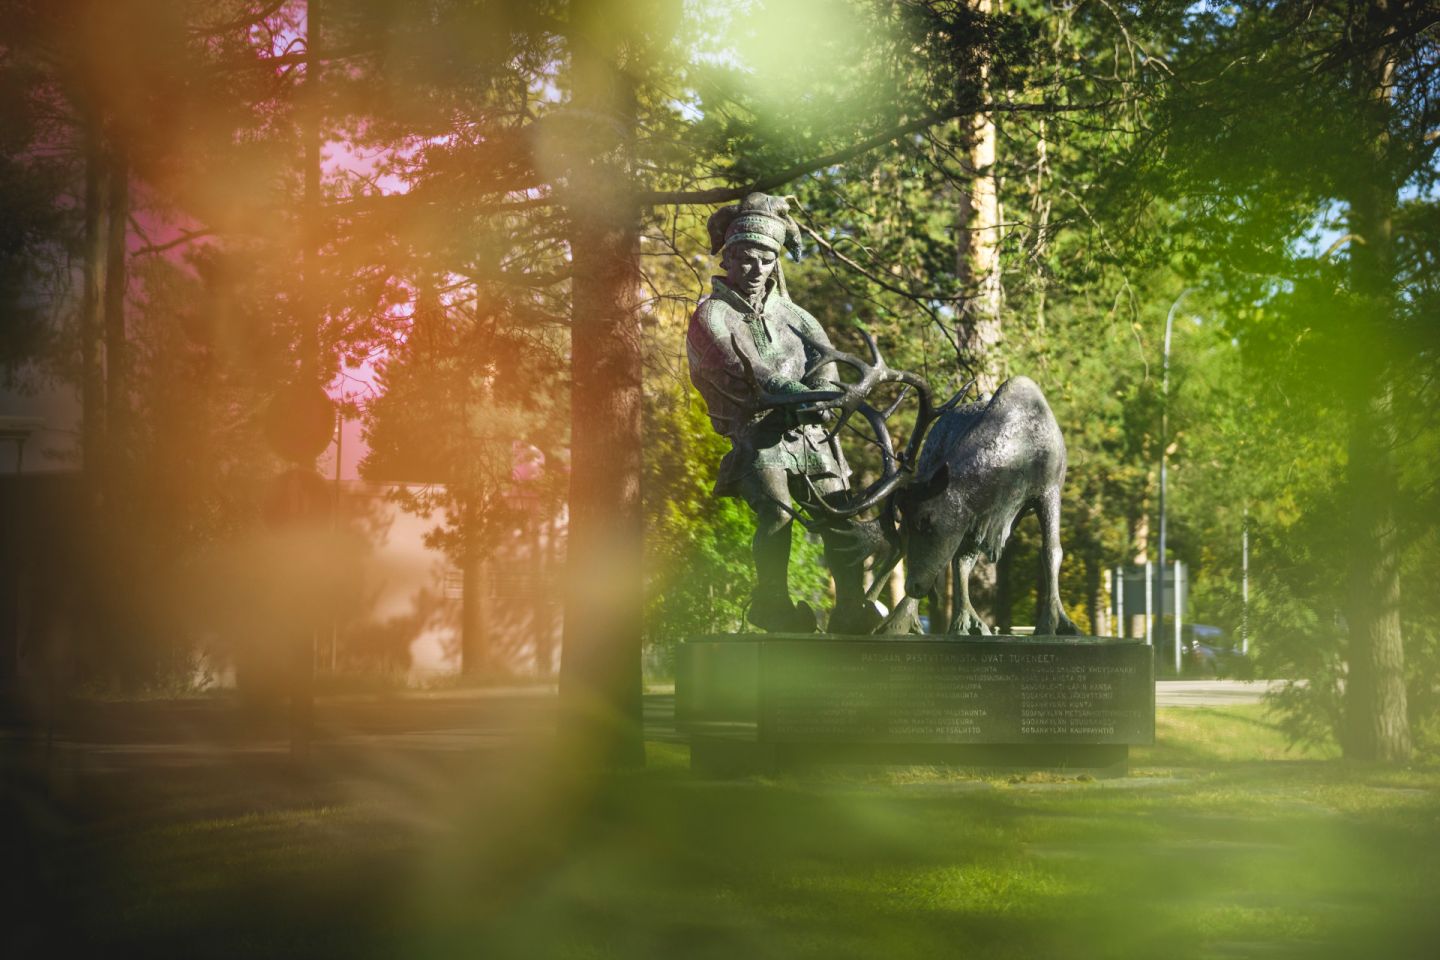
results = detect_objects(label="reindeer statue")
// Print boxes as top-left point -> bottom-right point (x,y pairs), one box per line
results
751,330 -> 1081,637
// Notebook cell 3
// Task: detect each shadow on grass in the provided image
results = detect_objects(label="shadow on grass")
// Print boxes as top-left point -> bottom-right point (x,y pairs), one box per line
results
5,702 -> 1437,959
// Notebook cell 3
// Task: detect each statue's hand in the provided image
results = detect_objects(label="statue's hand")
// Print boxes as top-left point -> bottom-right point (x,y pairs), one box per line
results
791,380 -> 870,442
826,380 -> 869,419
791,378 -> 855,412
790,404 -> 829,427
766,376 -> 841,427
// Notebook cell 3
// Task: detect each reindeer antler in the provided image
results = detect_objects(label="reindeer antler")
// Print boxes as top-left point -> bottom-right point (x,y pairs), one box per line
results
788,329 -> 986,521
796,327 -> 937,465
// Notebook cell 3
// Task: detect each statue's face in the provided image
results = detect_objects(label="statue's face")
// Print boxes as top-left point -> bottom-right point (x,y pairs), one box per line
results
723,244 -> 778,300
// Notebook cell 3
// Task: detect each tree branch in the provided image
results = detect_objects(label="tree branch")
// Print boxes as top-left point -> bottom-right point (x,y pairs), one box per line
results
461,264 -> 573,289
795,220 -> 971,307
191,1 -> 289,37
206,42 -> 380,76
134,228 -> 218,257
794,218 -> 963,359
1313,9 -> 1440,73
330,191 -> 554,217
640,100 -> 1129,206
1322,232 -> 1364,258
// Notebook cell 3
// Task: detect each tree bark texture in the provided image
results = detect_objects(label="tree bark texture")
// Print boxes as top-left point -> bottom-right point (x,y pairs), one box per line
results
557,8 -> 646,770
460,548 -> 488,677
80,118 -> 107,488
1345,389 -> 1409,761
103,146 -> 128,455
1128,502 -> 1150,640
1341,0 -> 1409,762
1083,551 -> 1100,636
956,0 -> 1003,393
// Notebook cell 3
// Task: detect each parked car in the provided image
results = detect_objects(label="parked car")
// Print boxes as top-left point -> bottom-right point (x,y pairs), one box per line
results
1183,624 -> 1249,678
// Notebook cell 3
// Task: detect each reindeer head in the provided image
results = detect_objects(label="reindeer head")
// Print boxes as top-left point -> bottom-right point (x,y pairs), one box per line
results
891,462 -> 960,598
787,329 -> 974,517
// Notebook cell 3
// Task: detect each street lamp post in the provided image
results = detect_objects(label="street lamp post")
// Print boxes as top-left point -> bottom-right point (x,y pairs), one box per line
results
1242,504 -> 1250,657
1158,288 -> 1194,675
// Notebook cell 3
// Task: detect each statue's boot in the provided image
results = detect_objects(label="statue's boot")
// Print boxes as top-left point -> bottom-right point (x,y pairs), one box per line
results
747,593 -> 818,634
827,599 -> 886,635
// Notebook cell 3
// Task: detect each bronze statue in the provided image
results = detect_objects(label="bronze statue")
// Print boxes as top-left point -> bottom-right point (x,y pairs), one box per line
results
794,331 -> 1081,638
686,193 -> 884,634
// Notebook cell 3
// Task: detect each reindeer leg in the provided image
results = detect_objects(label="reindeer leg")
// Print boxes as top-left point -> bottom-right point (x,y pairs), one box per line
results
864,543 -> 903,605
876,596 -> 922,636
947,552 -> 991,635
1035,492 -> 1080,636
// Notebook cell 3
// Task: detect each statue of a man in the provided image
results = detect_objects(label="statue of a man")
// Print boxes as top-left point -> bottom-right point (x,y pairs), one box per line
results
686,193 -> 882,634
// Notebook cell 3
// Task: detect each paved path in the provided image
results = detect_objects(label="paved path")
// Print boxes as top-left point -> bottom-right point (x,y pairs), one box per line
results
1155,680 -> 1284,707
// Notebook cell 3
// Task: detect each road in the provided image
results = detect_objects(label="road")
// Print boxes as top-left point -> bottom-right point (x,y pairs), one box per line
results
1154,679 -> 1285,707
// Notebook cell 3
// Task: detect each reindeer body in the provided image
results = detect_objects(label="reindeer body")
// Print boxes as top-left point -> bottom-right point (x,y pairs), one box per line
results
882,376 -> 1079,636
778,329 -> 1079,637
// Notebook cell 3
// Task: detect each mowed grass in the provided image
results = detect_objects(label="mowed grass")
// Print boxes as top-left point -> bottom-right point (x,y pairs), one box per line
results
11,705 -> 1439,960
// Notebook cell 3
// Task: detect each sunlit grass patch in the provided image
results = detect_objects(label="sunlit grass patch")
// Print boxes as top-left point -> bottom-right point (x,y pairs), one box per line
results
1175,900 -> 1329,943
32,701 -> 1440,959
1137,704 -> 1340,766
642,740 -> 689,771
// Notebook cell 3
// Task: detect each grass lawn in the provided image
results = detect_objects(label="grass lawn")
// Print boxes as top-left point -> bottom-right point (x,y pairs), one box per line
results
7,705 -> 1437,959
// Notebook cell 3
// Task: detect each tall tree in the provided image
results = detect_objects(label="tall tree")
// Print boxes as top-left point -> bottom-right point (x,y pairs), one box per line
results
1337,0 -> 1412,761
1143,0 -> 1440,759
555,0 -> 659,767
957,0 -> 1004,391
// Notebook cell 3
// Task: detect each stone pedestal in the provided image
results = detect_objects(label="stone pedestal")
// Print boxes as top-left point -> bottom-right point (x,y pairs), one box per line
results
676,634 -> 1154,777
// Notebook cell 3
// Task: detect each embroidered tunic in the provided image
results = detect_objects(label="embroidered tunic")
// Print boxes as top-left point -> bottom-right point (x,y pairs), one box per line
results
686,277 -> 851,497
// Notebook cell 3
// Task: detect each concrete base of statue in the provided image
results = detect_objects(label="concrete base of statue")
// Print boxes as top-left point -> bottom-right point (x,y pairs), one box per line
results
676,633 -> 1154,778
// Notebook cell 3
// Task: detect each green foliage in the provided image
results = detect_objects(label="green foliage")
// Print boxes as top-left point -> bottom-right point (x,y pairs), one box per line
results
643,375 -> 830,650
360,289 -> 567,566
1128,1 -> 1440,756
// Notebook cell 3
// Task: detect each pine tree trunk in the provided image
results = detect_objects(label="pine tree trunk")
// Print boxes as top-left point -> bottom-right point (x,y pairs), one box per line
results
104,147 -> 128,456
954,0 -> 1004,619
557,9 -> 646,769
955,0 -> 1003,393
1084,550 -> 1100,636
77,116 -> 108,683
80,119 -> 107,494
1345,388 -> 1409,761
460,547 -> 487,677
995,542 -> 1013,634
1341,0 -> 1410,762
98,144 -> 132,682
1129,501 -> 1150,640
